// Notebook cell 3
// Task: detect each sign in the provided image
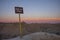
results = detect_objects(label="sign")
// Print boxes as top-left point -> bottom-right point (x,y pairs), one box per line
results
15,7 -> 23,14
15,6 -> 24,38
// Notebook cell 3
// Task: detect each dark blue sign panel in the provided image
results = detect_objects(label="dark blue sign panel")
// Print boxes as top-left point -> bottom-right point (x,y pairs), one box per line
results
15,7 -> 23,14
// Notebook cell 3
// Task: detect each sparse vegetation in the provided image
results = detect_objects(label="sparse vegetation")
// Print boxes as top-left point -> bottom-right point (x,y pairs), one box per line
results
0,22 -> 60,39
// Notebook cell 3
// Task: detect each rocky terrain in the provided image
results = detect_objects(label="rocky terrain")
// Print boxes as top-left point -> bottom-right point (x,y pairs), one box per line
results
0,22 -> 60,39
2,32 -> 60,40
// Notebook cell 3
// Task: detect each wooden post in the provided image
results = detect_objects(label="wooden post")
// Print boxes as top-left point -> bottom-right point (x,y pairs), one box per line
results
19,14 -> 22,38
15,7 -> 23,38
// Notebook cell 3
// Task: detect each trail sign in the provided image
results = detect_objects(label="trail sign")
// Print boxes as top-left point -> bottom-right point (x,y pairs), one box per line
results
15,7 -> 24,38
15,7 -> 23,14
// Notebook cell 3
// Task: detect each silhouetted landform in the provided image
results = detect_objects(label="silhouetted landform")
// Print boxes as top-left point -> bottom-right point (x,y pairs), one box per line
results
0,22 -> 60,39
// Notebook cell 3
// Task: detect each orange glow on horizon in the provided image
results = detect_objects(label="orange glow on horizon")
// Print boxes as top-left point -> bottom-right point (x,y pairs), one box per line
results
0,17 -> 60,23
21,17 -> 60,21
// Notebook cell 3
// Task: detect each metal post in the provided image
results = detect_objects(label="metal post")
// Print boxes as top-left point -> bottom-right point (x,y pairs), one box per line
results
19,14 -> 22,38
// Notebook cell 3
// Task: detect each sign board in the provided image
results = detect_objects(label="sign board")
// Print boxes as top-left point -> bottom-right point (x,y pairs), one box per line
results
15,7 -> 23,14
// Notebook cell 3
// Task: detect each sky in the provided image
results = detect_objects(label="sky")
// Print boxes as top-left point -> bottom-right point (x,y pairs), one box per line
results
0,0 -> 60,23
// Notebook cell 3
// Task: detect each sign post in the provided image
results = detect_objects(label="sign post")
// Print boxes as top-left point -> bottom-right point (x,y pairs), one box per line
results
15,7 -> 23,38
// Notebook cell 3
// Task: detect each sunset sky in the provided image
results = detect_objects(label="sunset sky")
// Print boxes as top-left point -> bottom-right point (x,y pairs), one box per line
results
0,0 -> 60,23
